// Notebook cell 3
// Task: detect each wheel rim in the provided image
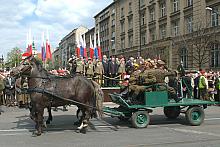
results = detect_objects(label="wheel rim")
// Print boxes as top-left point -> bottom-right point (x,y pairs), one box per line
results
191,111 -> 201,122
136,114 -> 147,125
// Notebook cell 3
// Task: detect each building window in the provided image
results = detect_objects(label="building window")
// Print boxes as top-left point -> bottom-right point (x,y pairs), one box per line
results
160,24 -> 166,39
128,34 -> 133,48
173,0 -> 179,12
128,17 -> 133,30
149,28 -> 156,42
172,20 -> 179,36
112,31 -> 115,38
121,21 -> 125,33
211,8 -> 219,27
121,38 -> 125,49
112,8 -> 115,14
129,2 -> 132,12
149,7 -> 155,22
186,16 -> 193,33
211,43 -> 220,67
181,47 -> 188,68
140,0 -> 145,7
112,19 -> 115,26
187,0 -> 193,7
160,2 -> 166,17
121,7 -> 124,17
141,32 -> 146,45
141,13 -> 145,25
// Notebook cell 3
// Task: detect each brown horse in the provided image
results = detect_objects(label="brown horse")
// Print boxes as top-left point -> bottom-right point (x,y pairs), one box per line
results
11,57 -> 103,136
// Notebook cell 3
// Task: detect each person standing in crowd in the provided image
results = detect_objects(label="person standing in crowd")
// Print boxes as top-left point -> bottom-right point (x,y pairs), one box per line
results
118,57 -> 126,82
0,73 -> 5,107
214,72 -> 220,102
108,56 -> 118,86
68,55 -> 77,76
4,74 -> 16,106
193,72 -> 200,99
182,73 -> 193,98
76,56 -> 85,76
94,59 -> 104,85
86,57 -> 94,78
198,70 -> 208,100
125,56 -> 134,75
102,55 -> 109,87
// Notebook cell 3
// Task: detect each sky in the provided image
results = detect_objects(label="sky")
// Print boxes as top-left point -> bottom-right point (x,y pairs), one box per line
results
0,0 -> 112,60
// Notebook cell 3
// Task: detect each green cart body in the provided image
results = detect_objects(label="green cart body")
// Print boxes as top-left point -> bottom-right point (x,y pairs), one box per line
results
103,84 -> 220,128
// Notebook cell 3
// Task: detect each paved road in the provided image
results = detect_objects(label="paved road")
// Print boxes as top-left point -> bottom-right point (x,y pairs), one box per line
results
1,104 -> 220,147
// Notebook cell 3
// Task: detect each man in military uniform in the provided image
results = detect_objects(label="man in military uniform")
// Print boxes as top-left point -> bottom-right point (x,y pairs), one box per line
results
86,57 -> 94,78
127,63 -> 156,104
94,59 -> 104,85
76,56 -> 85,76
68,55 -> 77,76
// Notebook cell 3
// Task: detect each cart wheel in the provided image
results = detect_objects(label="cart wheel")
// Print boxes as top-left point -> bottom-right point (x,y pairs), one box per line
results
131,111 -> 150,128
164,106 -> 181,119
186,106 -> 205,126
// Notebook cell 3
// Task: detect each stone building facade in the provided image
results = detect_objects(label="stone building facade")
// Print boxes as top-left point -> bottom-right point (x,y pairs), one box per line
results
58,26 -> 88,67
112,0 -> 220,70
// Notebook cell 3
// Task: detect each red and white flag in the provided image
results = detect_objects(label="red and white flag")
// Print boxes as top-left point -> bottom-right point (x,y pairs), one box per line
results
97,31 -> 102,60
83,34 -> 88,60
46,29 -> 52,60
89,35 -> 94,59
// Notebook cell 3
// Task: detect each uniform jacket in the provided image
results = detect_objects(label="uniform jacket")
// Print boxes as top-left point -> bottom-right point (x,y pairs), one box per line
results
94,61 -> 104,75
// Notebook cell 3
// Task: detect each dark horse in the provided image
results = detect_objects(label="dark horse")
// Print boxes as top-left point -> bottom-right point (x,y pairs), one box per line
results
11,57 -> 103,136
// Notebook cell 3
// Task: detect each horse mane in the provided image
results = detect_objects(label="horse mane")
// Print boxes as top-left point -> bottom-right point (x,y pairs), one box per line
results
31,58 -> 50,77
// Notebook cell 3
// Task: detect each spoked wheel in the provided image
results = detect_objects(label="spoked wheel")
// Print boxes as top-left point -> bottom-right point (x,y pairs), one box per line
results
131,111 -> 150,128
164,106 -> 181,119
186,106 -> 205,126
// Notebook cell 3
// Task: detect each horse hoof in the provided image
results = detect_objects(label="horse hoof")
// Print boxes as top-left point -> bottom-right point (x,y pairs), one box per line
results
32,131 -> 41,137
75,129 -> 80,133
80,127 -> 87,134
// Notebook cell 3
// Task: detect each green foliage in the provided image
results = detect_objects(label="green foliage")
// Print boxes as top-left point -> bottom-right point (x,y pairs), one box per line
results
6,47 -> 22,67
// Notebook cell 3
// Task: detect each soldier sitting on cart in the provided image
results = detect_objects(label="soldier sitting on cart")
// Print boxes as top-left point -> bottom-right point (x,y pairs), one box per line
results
121,60 -> 182,104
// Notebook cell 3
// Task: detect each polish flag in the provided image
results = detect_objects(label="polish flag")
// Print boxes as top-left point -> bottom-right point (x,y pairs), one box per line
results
97,31 -> 102,60
83,34 -> 88,60
89,35 -> 94,59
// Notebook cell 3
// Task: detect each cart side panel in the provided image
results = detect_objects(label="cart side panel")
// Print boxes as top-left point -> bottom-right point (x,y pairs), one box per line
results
145,91 -> 168,107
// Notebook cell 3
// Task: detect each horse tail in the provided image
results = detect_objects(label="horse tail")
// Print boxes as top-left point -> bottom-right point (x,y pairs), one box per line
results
91,80 -> 104,118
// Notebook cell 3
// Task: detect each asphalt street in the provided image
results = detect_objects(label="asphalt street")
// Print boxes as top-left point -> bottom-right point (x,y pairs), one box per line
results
1,104 -> 220,147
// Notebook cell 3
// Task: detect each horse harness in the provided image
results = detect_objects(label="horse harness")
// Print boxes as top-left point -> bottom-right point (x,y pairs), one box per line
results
19,75 -> 98,110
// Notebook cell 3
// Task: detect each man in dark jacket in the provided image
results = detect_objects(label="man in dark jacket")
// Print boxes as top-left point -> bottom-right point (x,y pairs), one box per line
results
102,55 -> 109,87
4,74 -> 16,106
108,56 -> 118,86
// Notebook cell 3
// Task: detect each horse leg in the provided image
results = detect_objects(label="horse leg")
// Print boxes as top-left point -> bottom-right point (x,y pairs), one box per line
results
46,106 -> 52,125
74,107 -> 82,125
34,108 -> 44,136
78,108 -> 91,134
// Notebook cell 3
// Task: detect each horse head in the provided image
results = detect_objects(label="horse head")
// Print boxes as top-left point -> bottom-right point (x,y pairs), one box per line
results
10,56 -> 45,79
